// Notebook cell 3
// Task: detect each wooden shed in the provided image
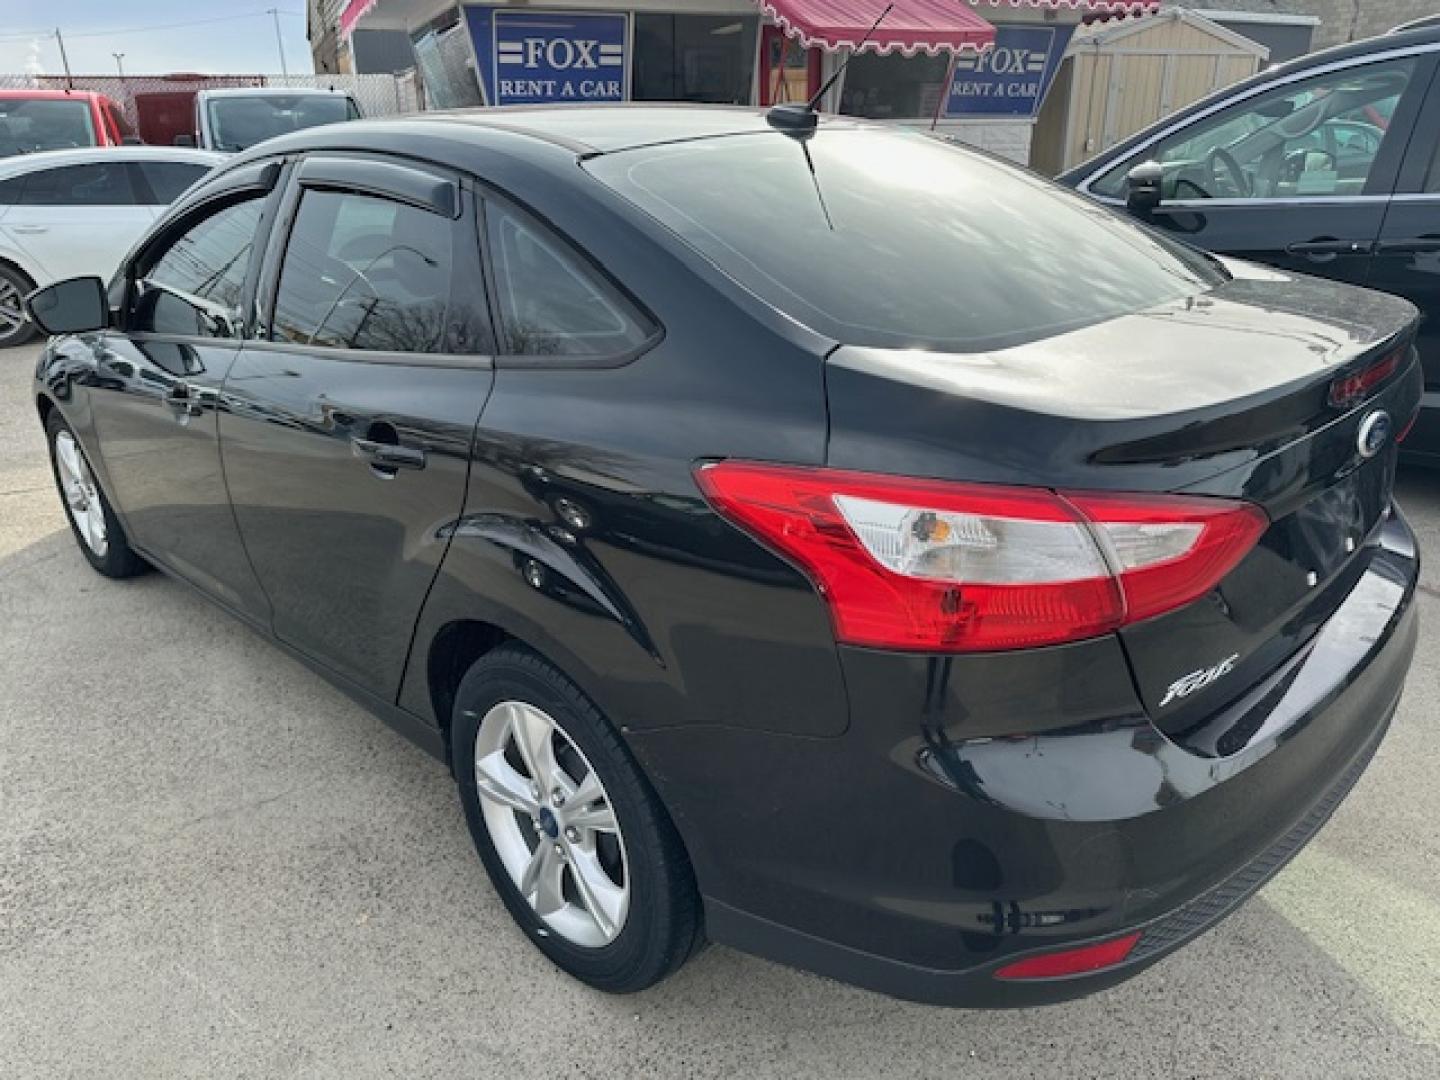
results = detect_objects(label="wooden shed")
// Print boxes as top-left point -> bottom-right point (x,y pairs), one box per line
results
1030,8 -> 1268,176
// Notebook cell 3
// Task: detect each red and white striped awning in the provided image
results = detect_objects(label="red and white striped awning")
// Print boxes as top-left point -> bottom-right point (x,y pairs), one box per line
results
759,0 -> 995,56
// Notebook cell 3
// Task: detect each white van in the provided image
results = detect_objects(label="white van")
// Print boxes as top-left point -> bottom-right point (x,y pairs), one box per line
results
183,88 -> 361,152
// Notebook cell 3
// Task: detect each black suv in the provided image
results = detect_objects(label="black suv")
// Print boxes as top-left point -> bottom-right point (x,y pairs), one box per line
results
1060,22 -> 1440,465
28,106 -> 1420,1007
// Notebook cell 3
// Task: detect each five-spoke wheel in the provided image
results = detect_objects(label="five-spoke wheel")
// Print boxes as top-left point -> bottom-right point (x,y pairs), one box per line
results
452,644 -> 702,993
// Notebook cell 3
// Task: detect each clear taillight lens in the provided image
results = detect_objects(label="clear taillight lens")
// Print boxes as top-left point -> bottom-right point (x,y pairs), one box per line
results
696,463 -> 1267,653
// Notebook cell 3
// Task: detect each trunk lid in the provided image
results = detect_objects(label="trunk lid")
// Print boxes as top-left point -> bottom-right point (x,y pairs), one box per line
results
824,263 -> 1422,745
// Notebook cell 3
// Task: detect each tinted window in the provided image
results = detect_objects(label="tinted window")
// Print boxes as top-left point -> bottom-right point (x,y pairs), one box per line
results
633,15 -> 758,104
1091,58 -> 1418,200
136,161 -> 210,204
131,197 -> 265,338
486,202 -> 652,357
0,175 -> 26,204
20,162 -> 135,206
207,95 -> 356,152
588,129 -> 1224,352
271,189 -> 451,353
839,53 -> 949,119
0,98 -> 97,156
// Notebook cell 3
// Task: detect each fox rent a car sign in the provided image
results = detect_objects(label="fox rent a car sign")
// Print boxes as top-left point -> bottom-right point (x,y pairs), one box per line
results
465,8 -> 627,106
944,24 -> 1075,118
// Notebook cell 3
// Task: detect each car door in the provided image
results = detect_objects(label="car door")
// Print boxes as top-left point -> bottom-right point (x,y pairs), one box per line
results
1372,57 -> 1440,460
1080,51 -> 1436,288
218,154 -> 495,700
0,159 -> 157,282
86,160 -> 284,622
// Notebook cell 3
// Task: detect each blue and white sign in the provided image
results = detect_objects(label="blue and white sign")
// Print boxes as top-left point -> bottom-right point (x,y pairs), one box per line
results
465,7 -> 628,106
944,25 -> 1075,119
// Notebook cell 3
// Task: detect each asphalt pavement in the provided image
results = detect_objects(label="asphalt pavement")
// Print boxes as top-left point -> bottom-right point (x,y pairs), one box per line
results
2,341 -> 1439,1079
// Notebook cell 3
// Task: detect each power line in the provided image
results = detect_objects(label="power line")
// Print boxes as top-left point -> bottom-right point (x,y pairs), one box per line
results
0,9 -> 305,45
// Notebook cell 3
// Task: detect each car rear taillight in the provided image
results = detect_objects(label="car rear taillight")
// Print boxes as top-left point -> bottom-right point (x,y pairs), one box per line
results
695,463 -> 1267,652
1329,346 -> 1403,408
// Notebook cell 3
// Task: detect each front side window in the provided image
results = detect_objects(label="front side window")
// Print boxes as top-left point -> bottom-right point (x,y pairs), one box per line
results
1091,57 -> 1419,200
19,162 -> 135,206
130,196 -> 266,338
839,54 -> 949,120
0,98 -> 97,156
485,202 -> 652,358
588,128 -> 1224,352
271,189 -> 452,353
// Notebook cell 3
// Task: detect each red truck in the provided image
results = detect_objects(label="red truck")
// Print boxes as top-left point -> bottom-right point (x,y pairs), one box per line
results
0,89 -> 135,156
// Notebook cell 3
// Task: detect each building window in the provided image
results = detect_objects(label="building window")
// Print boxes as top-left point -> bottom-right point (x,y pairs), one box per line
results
633,15 -> 758,104
839,53 -> 949,120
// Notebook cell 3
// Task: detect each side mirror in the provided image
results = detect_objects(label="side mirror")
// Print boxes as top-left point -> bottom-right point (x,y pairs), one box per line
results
26,277 -> 109,335
1125,160 -> 1165,215
172,133 -> 196,147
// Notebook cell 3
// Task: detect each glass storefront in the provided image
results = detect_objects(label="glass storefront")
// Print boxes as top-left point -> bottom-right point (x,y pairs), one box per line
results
633,15 -> 758,105
838,53 -> 949,120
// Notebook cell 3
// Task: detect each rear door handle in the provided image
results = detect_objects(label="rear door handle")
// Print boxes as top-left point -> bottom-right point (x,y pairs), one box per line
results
352,437 -> 426,473
1286,238 -> 1373,261
10,225 -> 48,234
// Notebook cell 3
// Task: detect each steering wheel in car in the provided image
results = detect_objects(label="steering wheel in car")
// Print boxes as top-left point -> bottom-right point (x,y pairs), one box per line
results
1206,147 -> 1251,198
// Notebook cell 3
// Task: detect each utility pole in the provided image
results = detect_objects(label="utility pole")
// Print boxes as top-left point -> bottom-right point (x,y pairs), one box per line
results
54,28 -> 73,89
267,8 -> 290,79
112,53 -> 126,78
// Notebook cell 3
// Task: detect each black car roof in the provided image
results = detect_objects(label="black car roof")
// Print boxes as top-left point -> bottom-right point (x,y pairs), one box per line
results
229,104 -> 877,166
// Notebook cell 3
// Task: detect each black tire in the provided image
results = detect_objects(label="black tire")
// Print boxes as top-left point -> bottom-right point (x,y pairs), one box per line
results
452,644 -> 703,993
45,410 -> 147,579
0,263 -> 37,348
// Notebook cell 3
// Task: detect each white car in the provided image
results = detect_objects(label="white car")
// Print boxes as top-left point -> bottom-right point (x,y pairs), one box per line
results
0,145 -> 223,346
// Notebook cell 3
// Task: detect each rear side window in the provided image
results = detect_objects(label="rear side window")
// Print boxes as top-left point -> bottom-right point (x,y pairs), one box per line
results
131,196 -> 266,338
587,129 -> 1224,352
0,175 -> 25,204
19,162 -> 136,206
136,161 -> 210,204
271,189 -> 452,353
485,202 -> 652,357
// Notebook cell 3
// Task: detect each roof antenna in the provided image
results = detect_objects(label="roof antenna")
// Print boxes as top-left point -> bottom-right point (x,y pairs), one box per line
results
767,3 -> 894,134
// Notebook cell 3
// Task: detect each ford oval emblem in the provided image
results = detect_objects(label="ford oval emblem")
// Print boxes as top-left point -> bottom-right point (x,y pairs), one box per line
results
1357,410 -> 1392,460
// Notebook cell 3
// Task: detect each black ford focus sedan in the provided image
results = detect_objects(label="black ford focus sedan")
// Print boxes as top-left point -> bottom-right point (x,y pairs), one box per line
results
28,106 -> 1420,1007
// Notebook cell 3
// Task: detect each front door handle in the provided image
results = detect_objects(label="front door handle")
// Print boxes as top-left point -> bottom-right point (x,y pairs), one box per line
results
10,225 -> 48,234
352,437 -> 426,474
1286,238 -> 1373,262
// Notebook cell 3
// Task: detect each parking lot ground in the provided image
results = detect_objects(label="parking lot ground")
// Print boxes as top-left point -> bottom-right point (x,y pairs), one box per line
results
2,340 -> 1440,1079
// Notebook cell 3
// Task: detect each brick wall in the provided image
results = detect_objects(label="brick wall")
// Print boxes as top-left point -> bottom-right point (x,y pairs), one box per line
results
1305,1 -> 1437,50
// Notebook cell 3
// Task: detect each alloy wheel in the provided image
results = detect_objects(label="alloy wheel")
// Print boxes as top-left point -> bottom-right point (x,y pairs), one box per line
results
473,700 -> 630,948
54,431 -> 108,557
0,278 -> 24,338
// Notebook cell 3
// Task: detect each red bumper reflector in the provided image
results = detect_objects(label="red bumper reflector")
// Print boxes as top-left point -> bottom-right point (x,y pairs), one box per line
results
994,932 -> 1142,980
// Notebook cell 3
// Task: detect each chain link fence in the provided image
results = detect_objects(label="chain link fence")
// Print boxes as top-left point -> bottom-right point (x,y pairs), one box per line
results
0,72 -> 420,131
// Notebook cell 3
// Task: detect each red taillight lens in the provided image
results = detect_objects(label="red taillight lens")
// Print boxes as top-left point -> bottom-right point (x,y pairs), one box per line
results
695,463 -> 1267,653
1329,347 -> 1403,408
994,932 -> 1142,980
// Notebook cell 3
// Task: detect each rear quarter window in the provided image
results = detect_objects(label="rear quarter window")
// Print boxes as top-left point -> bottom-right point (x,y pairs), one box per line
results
587,127 -> 1225,352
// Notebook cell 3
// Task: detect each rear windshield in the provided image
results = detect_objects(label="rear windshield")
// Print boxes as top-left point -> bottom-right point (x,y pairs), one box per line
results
586,127 -> 1226,351
0,99 -> 97,156
207,95 -> 358,152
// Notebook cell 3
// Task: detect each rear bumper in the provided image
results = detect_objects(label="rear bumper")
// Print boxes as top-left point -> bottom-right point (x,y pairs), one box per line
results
638,510 -> 1419,1007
